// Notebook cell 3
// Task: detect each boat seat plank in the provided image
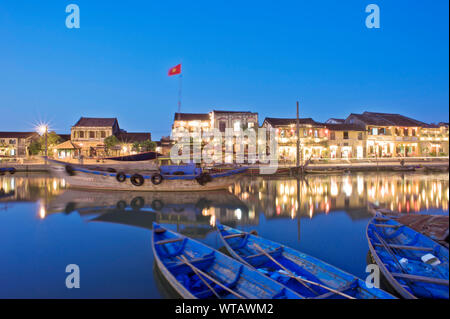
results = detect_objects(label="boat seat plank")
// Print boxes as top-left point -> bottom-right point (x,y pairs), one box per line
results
373,243 -> 434,252
372,224 -> 402,228
391,273 -> 449,286
223,233 -> 246,240
245,247 -> 283,260
155,237 -> 185,245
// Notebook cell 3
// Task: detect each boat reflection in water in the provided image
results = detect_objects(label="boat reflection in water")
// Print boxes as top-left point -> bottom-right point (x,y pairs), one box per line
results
42,189 -> 249,238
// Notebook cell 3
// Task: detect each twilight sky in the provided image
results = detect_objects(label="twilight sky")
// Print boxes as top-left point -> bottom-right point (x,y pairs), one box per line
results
0,0 -> 448,139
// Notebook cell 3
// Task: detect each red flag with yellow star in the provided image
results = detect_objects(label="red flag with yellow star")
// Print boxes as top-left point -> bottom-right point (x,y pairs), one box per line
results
168,64 -> 181,76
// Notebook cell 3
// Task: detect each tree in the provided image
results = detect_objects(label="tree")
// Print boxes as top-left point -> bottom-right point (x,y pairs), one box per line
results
28,140 -> 43,155
104,135 -> 120,154
132,141 -> 141,152
139,140 -> 156,152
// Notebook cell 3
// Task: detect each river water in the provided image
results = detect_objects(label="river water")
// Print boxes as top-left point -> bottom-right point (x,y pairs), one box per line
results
0,172 -> 448,298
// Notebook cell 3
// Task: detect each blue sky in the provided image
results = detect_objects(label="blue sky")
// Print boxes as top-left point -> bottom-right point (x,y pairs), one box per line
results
0,1 -> 448,139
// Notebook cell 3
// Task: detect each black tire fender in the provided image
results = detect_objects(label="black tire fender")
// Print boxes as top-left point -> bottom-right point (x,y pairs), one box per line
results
151,173 -> 163,185
130,174 -> 144,186
116,172 -> 127,182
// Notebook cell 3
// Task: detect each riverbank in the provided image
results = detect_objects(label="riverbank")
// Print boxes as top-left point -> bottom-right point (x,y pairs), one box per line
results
2,157 -> 448,174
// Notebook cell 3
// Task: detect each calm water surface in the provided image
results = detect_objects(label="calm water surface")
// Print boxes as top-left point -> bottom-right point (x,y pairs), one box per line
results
0,172 -> 448,298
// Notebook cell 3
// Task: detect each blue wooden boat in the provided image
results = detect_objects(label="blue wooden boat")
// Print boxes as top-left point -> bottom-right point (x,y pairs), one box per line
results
217,223 -> 396,299
0,167 -> 16,175
367,214 -> 449,299
152,223 -> 304,299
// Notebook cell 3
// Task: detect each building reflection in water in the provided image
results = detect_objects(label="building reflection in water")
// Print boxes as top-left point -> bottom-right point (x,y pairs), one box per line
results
1,173 -> 448,229
227,173 -> 449,223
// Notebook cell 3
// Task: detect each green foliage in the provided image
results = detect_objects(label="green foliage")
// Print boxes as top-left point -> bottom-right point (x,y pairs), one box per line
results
139,140 -> 156,152
104,135 -> 120,149
28,140 -> 42,155
132,141 -> 141,152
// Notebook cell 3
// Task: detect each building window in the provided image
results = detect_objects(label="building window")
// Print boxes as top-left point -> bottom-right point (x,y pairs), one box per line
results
412,129 -> 416,136
314,130 -> 318,137
343,132 -> 349,139
233,121 -> 241,131
404,128 -> 409,136
330,132 -> 335,140
79,131 -> 84,138
89,131 -> 95,138
101,131 -> 106,138
372,128 -> 378,135
358,132 -> 363,140
9,139 -> 16,144
219,121 -> 226,133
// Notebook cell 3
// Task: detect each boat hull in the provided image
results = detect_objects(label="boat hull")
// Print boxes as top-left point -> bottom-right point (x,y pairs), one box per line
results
367,215 -> 449,299
217,224 -> 396,299
49,160 -> 246,192
152,223 -> 304,299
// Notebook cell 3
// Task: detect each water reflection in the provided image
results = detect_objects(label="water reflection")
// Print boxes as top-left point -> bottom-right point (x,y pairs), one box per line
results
228,172 -> 449,222
1,172 -> 448,226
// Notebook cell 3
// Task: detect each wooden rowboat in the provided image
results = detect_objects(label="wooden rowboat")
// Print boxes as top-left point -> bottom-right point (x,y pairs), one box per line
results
217,224 -> 395,299
0,167 -> 16,175
152,223 -> 304,299
367,214 -> 449,299
49,159 -> 247,192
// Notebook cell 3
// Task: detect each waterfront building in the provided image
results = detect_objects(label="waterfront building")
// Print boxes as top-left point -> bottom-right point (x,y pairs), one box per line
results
345,112 -> 427,157
261,117 -> 327,163
420,122 -> 449,156
69,117 -> 152,158
323,123 -> 366,159
0,132 -> 39,158
171,110 -> 258,162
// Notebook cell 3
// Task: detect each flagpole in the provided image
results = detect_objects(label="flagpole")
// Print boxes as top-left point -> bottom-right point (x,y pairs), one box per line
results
178,74 -> 182,114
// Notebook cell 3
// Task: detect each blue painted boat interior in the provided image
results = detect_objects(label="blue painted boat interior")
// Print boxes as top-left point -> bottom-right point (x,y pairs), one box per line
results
152,223 -> 302,299
218,223 -> 395,299
367,216 -> 449,299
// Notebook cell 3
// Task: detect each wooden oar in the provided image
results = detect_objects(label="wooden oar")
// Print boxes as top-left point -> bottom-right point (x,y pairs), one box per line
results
252,243 -> 355,299
176,255 -> 245,299
177,255 -> 221,299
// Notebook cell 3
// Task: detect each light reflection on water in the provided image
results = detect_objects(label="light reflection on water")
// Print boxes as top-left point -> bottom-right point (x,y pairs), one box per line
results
0,172 -> 448,298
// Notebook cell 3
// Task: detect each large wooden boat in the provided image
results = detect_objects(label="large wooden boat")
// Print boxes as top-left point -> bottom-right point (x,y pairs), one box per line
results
49,160 -> 247,192
152,223 -> 304,299
367,214 -> 449,299
217,224 -> 395,299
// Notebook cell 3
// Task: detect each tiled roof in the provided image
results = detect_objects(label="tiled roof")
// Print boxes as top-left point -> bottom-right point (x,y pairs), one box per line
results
116,132 -> 151,142
263,117 -> 322,126
323,123 -> 365,131
58,134 -> 71,141
0,132 -> 39,139
212,110 -> 256,114
347,112 -> 427,127
54,140 -> 81,150
174,113 -> 210,121
73,117 -> 118,127
326,118 -> 345,124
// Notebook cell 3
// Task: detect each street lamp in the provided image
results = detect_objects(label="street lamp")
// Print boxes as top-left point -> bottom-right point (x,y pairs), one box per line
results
37,124 -> 48,165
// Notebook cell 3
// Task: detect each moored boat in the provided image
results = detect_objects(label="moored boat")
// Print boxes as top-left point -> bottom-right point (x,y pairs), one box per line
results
0,167 -> 16,175
217,224 -> 395,299
152,223 -> 304,299
49,159 -> 247,191
367,215 -> 449,299
105,151 -> 161,161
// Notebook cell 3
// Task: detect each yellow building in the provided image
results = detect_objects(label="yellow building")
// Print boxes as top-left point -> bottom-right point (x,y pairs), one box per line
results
346,112 -> 426,157
262,117 -> 328,163
420,122 -> 449,156
324,123 -> 366,159
0,132 -> 39,157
